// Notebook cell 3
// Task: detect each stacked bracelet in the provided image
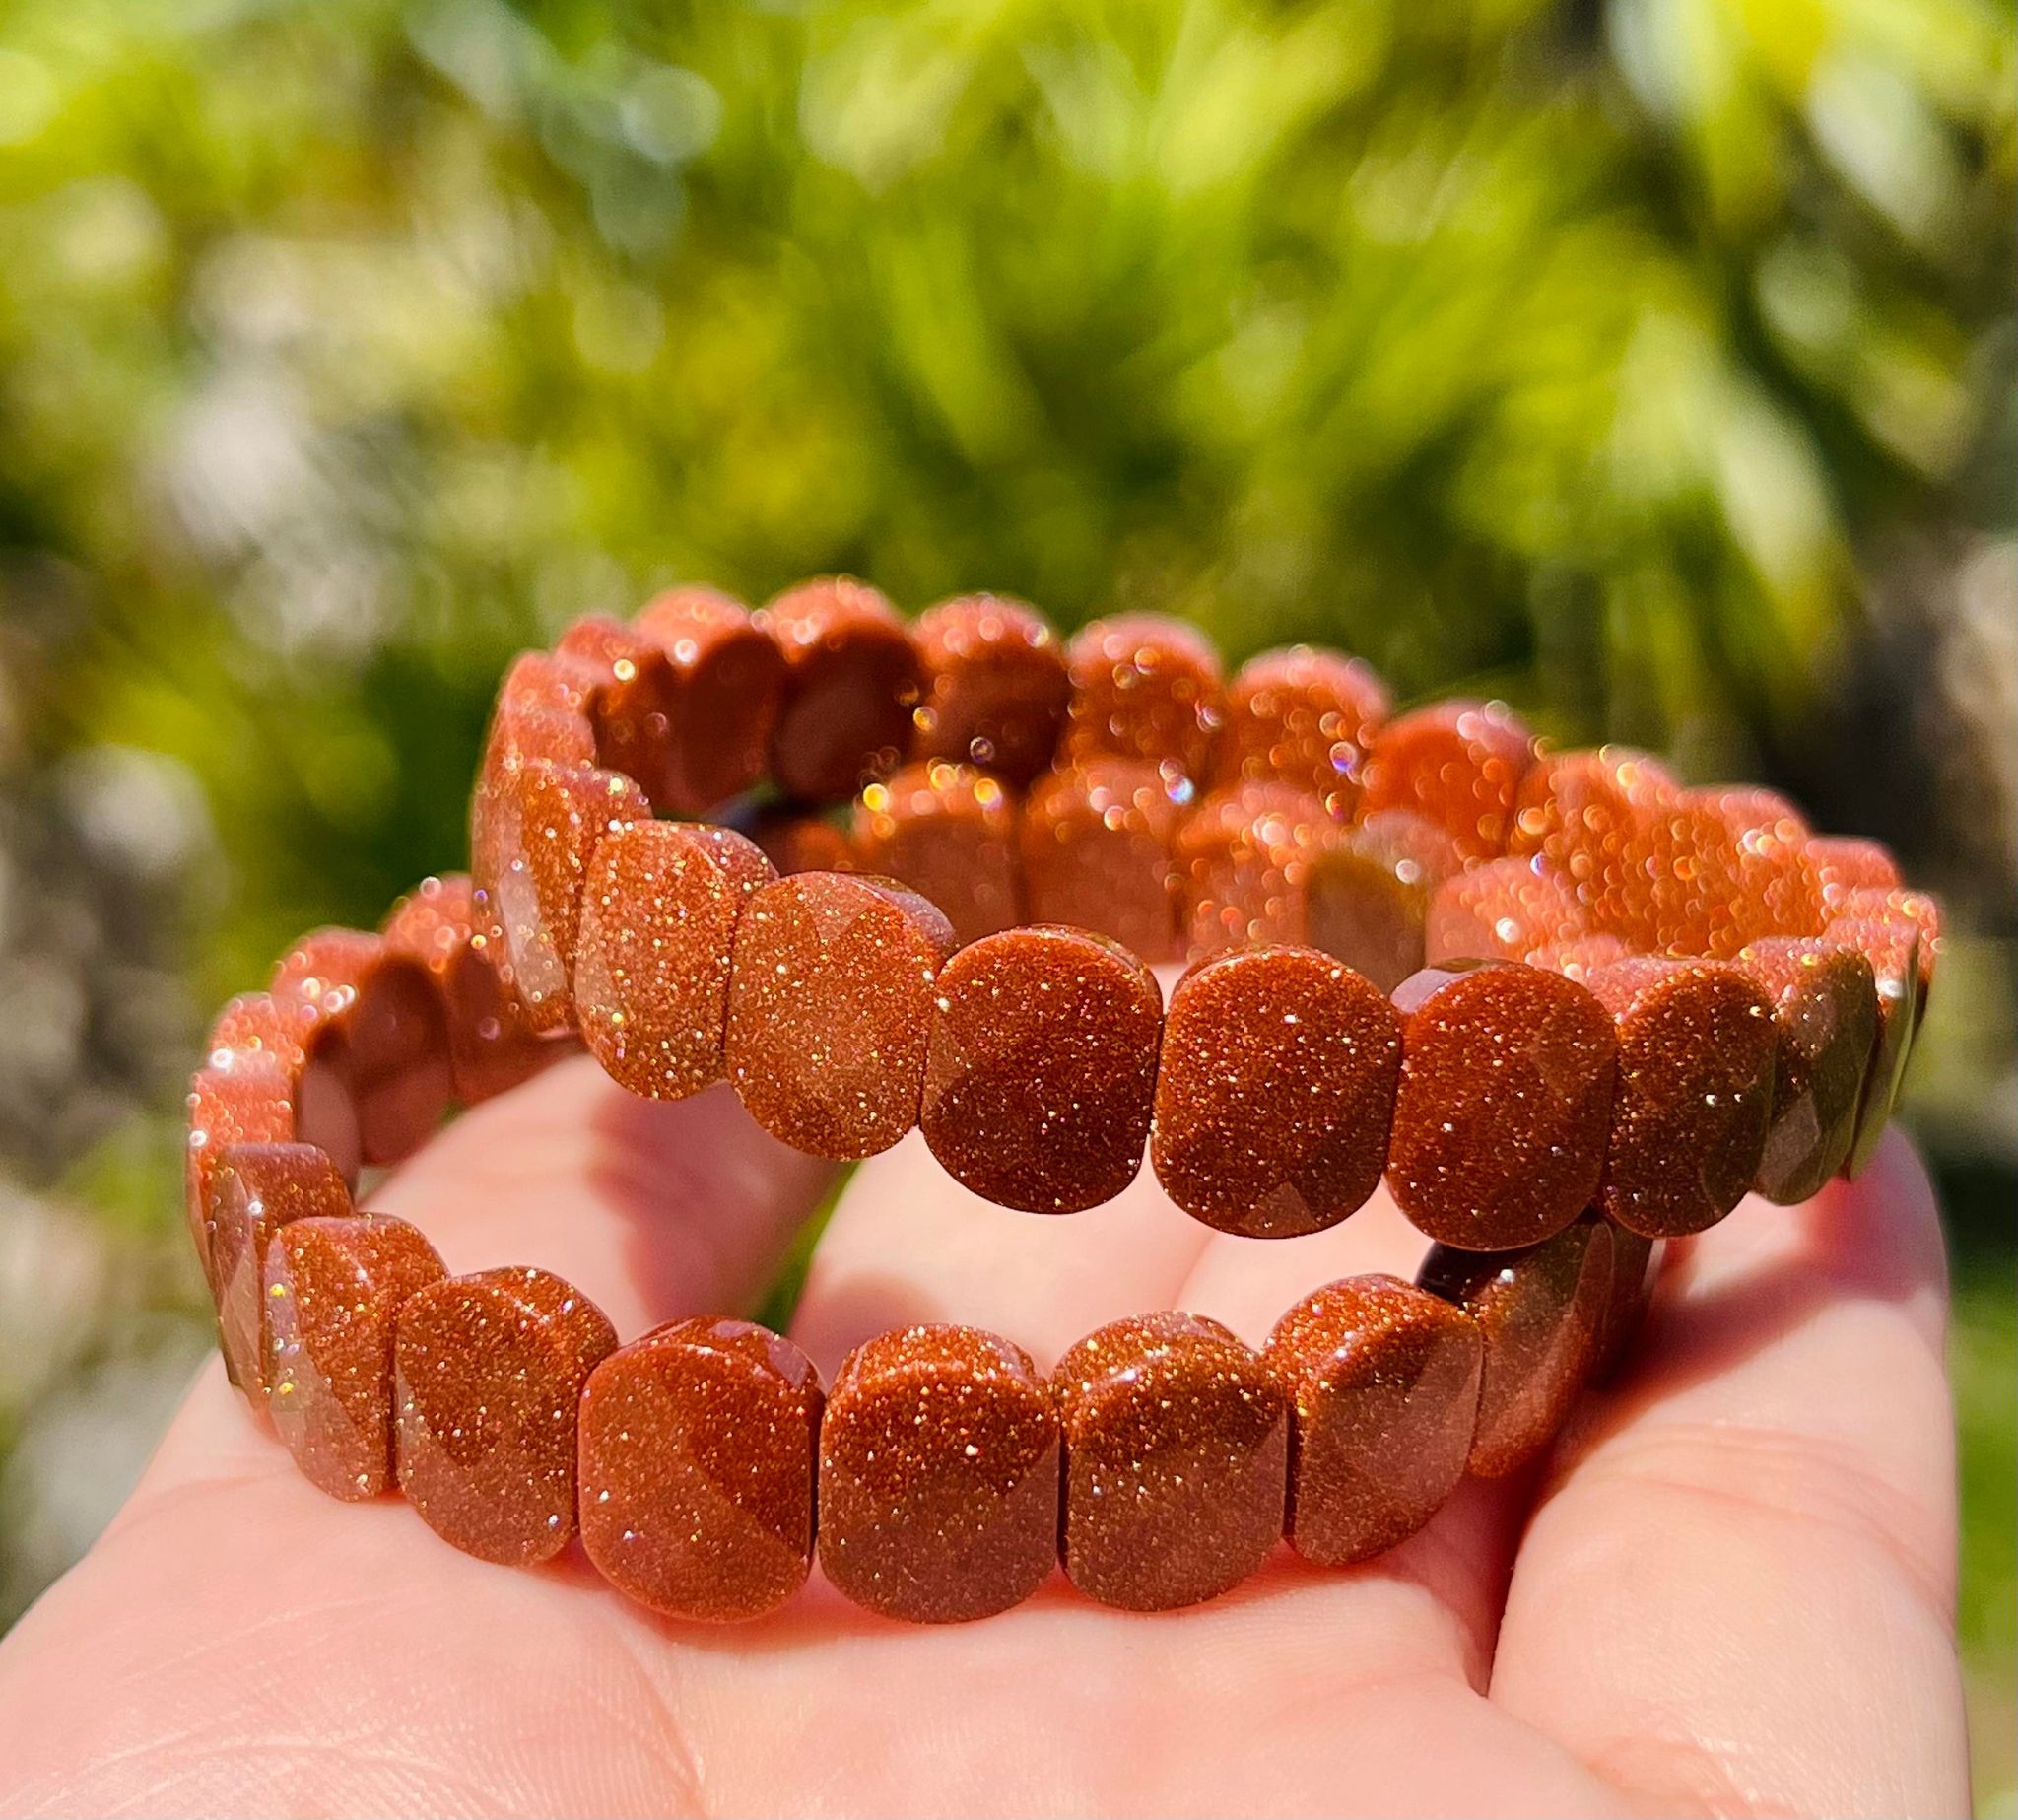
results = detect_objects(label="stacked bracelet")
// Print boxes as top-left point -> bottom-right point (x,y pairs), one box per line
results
186,578 -> 1938,1623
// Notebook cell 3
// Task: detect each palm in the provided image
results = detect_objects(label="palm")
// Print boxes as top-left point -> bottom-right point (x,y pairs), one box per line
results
0,1055 -> 1966,1817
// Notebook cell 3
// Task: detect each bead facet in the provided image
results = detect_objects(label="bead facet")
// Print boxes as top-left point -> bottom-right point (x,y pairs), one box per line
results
381,875 -> 556,1106
1152,946 -> 1399,1238
265,1213 -> 446,1499
205,1142 -> 353,1396
763,578 -> 921,803
910,594 -> 1070,785
395,1267 -> 617,1565
1054,1313 -> 1288,1611
1063,613 -> 1224,780
1738,936 -> 1879,1204
1300,810 -> 1464,992
634,586 -> 788,813
1386,963 -> 1618,1251
1419,1214 -> 1615,1477
1215,644 -> 1388,820
818,1325 -> 1059,1623
727,871 -> 956,1158
1019,757 -> 1183,961
578,1317 -> 823,1621
1361,701 -> 1533,860
921,925 -> 1162,1212
1424,854 -> 1588,967
471,758 -> 653,1031
1586,957 -> 1779,1237
1266,1275 -> 1483,1564
852,761 -> 1022,947
575,823 -> 774,1100
1175,782 -> 1333,957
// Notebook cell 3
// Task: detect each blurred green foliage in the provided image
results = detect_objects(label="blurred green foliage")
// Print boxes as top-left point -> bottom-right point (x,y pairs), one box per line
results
0,0 -> 2009,986
0,0 -> 2012,1801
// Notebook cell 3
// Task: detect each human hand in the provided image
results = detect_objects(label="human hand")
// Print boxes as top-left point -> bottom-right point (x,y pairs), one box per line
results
0,1054 -> 1967,1816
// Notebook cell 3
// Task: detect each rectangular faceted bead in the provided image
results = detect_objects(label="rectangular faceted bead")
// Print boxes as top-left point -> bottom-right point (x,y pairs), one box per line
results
206,1142 -> 354,1396
726,872 -> 954,1159
185,1059 -> 298,1293
1266,1275 -> 1482,1565
1419,1215 -> 1615,1478
574,823 -> 774,1101
381,874 -> 556,1106
1737,937 -> 1878,1204
817,1325 -> 1058,1623
1019,757 -> 1183,961
395,1267 -> 617,1565
578,1317 -> 822,1621
1299,810 -> 1462,993
1054,1313 -> 1287,1610
266,1214 -> 446,1499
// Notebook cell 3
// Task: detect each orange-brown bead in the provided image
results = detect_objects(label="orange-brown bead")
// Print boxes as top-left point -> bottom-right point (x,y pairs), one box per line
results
1265,1275 -> 1483,1564
471,757 -> 653,1031
486,650 -> 598,772
1360,700 -> 1534,860
1054,1313 -> 1287,1611
726,871 -> 955,1158
1299,809 -> 1465,992
1509,745 -> 1677,929
185,1059 -> 299,1286
634,585 -> 788,813
1808,836 -> 1903,910
205,1142 -> 353,1396
394,1266 -> 617,1566
1152,947 -> 1400,1238
852,761 -> 1022,946
574,823 -> 774,1100
205,991 -> 306,1078
1586,957 -> 1779,1237
921,926 -> 1162,1213
380,874 -> 557,1105
818,1325 -> 1060,1623
271,927 -> 452,1169
1063,613 -> 1224,780
578,1318 -> 823,1622
1386,963 -> 1618,1251
1424,854 -> 1589,967
1019,757 -> 1184,962
1707,786 -> 1827,948
265,1213 -> 446,1500
1737,936 -> 1879,1204
1610,789 -> 1754,958
1824,910 -> 1921,1178
1215,644 -> 1389,819
762,578 -> 921,803
910,593 -> 1070,785
1176,782 -> 1333,957
1419,1214 -> 1615,1477
1835,885 -> 1941,1005
555,614 -> 684,808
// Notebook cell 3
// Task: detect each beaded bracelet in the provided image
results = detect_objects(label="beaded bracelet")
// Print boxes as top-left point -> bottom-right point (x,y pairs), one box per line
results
186,579 -> 1939,1623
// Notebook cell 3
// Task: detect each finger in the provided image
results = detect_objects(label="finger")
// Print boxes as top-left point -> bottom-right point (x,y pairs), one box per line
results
139,1054 -> 836,1495
787,1130 -> 1212,1376
1489,1130 -> 1967,1817
366,1054 -> 835,1338
1176,1187 -> 1525,1689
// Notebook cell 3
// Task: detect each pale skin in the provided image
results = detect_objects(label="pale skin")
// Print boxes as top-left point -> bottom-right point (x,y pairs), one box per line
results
0,1054 -> 1968,1817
